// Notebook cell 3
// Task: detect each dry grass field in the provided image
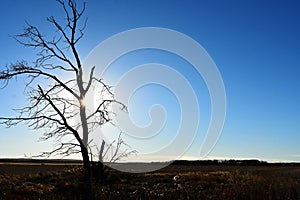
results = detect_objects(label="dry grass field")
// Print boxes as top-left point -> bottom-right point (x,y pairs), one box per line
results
0,161 -> 300,199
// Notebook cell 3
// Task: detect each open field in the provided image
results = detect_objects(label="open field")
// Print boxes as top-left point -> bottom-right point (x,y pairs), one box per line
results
0,160 -> 300,199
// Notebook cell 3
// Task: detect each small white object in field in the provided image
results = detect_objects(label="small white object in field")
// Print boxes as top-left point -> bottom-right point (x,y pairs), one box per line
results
173,175 -> 180,182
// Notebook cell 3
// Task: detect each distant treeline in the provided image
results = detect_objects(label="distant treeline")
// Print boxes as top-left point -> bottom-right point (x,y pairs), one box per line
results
0,158 -> 300,166
0,158 -> 82,164
171,159 -> 300,166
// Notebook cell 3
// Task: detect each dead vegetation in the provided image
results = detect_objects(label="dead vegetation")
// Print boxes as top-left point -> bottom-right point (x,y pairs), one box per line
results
0,164 -> 300,199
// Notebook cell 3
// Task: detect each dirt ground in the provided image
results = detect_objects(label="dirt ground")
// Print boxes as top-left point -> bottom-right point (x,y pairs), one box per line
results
1,162 -> 300,199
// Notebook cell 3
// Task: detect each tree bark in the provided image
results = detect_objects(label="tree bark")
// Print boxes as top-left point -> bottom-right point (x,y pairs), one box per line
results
81,144 -> 91,199
80,104 -> 89,148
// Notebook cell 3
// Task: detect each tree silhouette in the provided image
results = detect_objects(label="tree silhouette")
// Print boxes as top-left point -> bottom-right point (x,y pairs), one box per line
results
0,0 -> 127,196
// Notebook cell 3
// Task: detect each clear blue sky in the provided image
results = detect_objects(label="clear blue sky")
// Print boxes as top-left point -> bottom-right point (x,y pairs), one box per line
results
0,0 -> 300,162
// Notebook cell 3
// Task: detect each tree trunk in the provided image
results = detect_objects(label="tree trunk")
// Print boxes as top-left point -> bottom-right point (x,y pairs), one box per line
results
80,103 -> 89,147
81,145 -> 91,199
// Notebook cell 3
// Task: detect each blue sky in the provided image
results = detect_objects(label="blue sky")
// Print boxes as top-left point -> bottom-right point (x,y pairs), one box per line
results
0,0 -> 300,162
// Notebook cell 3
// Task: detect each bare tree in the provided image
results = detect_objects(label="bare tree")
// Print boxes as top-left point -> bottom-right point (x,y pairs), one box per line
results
97,133 -> 138,163
0,0 -> 126,195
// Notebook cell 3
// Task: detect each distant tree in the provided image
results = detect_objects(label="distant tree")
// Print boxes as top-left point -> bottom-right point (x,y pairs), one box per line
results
0,0 -> 128,197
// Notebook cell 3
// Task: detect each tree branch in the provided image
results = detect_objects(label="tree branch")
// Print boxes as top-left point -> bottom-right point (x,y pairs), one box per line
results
0,62 -> 80,99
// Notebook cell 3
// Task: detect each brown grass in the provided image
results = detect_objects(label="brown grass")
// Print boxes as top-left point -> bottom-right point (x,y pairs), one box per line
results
0,164 -> 300,199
